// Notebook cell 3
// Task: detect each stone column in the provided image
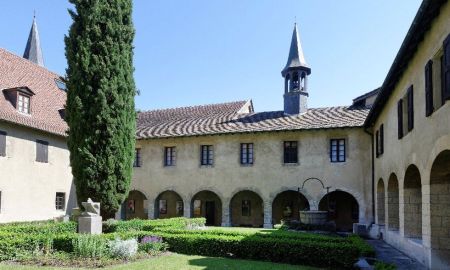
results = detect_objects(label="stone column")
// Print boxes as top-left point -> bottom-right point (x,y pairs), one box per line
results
183,199 -> 191,218
221,199 -> 231,227
147,199 -> 155,219
114,206 -> 121,220
263,200 -> 273,228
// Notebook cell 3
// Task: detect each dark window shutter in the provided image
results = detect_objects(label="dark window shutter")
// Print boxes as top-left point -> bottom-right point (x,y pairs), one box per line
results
444,34 -> 450,100
397,99 -> 403,139
380,124 -> 384,155
375,130 -> 380,157
0,131 -> 6,157
425,60 -> 434,116
407,86 -> 414,131
36,140 -> 49,163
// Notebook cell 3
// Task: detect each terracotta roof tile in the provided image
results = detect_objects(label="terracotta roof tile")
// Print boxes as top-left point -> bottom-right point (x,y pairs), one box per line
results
0,48 -> 67,136
136,101 -> 369,139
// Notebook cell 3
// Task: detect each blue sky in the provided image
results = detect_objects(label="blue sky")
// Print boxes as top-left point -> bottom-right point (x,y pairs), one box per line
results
0,1 -> 421,112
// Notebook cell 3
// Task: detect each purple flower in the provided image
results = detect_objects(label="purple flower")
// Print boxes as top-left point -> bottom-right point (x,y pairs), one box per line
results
141,235 -> 163,244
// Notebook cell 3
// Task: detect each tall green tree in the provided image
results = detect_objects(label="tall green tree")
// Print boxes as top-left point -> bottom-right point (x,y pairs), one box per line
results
65,0 -> 136,219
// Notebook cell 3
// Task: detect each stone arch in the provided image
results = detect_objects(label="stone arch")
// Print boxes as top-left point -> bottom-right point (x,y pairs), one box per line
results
271,190 -> 309,225
191,190 -> 222,226
154,190 -> 184,219
429,150 -> 450,268
318,190 -> 359,231
403,164 -> 422,239
123,190 -> 148,220
377,179 -> 385,225
230,189 -> 264,227
387,173 -> 400,231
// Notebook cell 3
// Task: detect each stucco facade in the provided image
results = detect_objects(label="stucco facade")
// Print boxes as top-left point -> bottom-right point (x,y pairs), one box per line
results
370,1 -> 450,268
0,122 -> 76,223
129,128 -> 372,229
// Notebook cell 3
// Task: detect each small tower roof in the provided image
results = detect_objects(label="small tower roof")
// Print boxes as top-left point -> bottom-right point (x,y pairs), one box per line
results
282,23 -> 309,76
23,15 -> 44,67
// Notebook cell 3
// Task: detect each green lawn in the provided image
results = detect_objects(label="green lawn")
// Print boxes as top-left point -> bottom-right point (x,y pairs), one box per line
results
0,253 -> 320,270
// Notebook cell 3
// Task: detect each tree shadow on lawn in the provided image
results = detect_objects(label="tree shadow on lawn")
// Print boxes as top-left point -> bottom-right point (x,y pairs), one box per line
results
187,257 -> 320,270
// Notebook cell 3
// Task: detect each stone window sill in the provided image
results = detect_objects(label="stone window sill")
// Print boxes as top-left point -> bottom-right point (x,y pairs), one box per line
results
283,163 -> 299,166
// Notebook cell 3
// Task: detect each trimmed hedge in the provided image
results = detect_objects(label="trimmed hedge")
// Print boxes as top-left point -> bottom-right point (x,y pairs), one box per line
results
0,221 -> 76,234
102,217 -> 206,233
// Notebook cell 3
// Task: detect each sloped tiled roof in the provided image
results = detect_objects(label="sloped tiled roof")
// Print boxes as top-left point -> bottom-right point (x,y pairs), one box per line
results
136,101 -> 369,139
0,48 -> 67,136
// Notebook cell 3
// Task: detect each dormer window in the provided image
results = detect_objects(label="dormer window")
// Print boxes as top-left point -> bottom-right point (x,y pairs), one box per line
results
18,94 -> 30,114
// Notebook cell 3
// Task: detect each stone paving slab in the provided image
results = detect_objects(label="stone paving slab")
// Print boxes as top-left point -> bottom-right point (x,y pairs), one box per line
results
366,239 -> 426,270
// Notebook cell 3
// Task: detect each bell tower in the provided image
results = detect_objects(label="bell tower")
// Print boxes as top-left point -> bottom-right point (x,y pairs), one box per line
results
282,23 -> 310,115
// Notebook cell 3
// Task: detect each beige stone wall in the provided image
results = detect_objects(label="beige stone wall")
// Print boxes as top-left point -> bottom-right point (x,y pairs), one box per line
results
132,127 -> 372,227
0,122 -> 76,223
372,2 -> 450,268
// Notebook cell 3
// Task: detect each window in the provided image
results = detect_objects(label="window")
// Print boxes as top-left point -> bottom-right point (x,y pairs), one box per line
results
240,143 -> 254,165
55,79 -> 67,91
133,148 -> 141,167
397,86 -> 414,139
55,192 -> 65,210
376,124 -> 384,157
200,145 -> 213,165
164,147 -> 176,166
407,86 -> 414,132
18,94 -> 30,114
443,34 -> 450,101
36,140 -> 48,163
425,60 -> 434,117
283,141 -> 298,164
0,131 -> 6,157
330,139 -> 345,162
397,99 -> 404,139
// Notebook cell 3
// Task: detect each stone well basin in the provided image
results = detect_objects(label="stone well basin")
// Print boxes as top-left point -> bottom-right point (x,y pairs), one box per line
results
299,210 -> 328,225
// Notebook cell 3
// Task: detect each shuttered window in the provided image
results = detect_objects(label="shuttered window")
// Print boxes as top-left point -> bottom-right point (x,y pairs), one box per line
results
397,99 -> 403,139
200,145 -> 214,165
443,34 -> 450,101
407,86 -> 414,132
283,141 -> 298,164
380,124 -> 384,155
425,60 -> 434,116
0,131 -> 6,157
36,140 -> 49,163
376,124 -> 384,157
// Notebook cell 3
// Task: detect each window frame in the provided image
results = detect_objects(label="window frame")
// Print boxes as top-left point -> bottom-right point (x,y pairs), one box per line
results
17,93 -> 31,114
0,131 -> 6,157
283,141 -> 298,164
330,138 -> 346,163
133,148 -> 142,167
55,192 -> 65,211
240,143 -> 254,165
164,146 -> 176,166
200,145 -> 214,166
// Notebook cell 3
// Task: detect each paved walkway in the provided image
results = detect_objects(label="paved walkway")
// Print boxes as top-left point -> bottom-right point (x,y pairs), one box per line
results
366,239 -> 426,270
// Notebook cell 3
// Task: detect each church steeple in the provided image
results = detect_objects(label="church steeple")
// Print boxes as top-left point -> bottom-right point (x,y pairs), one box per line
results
23,14 -> 44,67
282,23 -> 310,115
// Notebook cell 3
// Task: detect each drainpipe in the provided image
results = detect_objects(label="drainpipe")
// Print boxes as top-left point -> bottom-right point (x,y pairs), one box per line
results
364,127 -> 375,224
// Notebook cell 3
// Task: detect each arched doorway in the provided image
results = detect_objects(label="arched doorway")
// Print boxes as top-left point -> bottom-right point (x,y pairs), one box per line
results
155,191 -> 184,219
191,191 -> 222,226
404,165 -> 422,239
319,190 -> 359,231
272,190 -> 309,225
430,150 -> 450,268
377,179 -> 385,225
230,190 -> 263,227
387,174 -> 399,231
123,190 -> 147,220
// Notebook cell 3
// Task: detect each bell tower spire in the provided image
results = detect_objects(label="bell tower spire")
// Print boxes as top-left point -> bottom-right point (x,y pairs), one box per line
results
23,13 -> 44,67
282,23 -> 310,115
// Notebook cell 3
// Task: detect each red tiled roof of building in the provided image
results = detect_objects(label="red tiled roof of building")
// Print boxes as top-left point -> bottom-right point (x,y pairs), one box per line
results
136,100 -> 369,139
0,48 -> 67,136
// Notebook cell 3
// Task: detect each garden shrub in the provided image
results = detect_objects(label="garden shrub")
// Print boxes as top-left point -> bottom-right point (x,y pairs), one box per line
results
102,217 -> 206,233
72,234 -> 109,258
347,234 -> 375,257
139,236 -> 168,253
0,221 -> 76,234
108,238 -> 138,259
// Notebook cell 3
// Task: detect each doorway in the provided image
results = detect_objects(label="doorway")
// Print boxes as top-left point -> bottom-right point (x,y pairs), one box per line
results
205,201 -> 215,226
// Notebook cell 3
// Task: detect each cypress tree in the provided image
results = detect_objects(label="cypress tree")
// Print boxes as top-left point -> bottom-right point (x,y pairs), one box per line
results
65,0 -> 136,219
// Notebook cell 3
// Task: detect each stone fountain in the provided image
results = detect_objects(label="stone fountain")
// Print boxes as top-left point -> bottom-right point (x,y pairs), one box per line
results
298,178 -> 330,226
